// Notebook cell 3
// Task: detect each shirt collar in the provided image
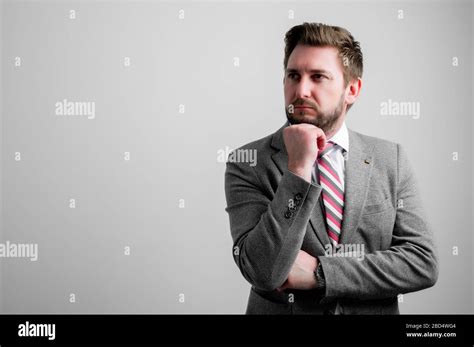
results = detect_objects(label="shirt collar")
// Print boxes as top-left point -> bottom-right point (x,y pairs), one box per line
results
329,121 -> 349,154
285,120 -> 349,153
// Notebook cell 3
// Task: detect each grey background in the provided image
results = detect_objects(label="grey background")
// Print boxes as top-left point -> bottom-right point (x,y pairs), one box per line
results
0,0 -> 472,313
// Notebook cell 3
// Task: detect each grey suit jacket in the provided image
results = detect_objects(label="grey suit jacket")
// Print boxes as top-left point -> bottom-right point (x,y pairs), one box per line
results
224,122 -> 439,314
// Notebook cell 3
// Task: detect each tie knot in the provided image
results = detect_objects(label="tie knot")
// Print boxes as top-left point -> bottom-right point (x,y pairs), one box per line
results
318,141 -> 335,159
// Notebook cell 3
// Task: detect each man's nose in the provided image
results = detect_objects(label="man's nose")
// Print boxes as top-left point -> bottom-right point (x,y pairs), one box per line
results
295,76 -> 312,99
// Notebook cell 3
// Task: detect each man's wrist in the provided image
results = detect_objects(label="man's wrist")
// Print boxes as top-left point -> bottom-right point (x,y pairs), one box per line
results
288,164 -> 312,183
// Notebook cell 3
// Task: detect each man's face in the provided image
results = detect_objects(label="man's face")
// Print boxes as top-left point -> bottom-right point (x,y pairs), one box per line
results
284,45 -> 347,134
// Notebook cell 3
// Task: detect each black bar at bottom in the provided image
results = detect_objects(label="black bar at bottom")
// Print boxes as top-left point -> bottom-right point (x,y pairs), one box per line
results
0,314 -> 472,345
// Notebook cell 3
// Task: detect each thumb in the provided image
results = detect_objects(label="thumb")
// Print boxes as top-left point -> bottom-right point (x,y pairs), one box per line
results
317,135 -> 326,151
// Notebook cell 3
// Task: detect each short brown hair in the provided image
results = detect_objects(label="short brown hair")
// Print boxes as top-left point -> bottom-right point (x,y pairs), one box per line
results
284,22 -> 363,86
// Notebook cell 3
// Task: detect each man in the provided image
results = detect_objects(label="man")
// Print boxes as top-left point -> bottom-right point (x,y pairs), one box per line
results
224,23 -> 439,314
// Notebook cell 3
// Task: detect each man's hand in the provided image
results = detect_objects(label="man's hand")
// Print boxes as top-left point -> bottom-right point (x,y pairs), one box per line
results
283,124 -> 326,183
277,250 -> 319,291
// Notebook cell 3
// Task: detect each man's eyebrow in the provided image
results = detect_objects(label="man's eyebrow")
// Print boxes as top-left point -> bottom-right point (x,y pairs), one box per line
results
286,68 -> 332,76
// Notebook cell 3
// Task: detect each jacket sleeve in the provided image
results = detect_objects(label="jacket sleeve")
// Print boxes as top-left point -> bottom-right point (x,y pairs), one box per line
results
224,157 -> 322,292
318,144 -> 439,301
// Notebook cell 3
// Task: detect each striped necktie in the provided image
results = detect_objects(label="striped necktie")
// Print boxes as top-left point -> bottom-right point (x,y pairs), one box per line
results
317,141 -> 345,246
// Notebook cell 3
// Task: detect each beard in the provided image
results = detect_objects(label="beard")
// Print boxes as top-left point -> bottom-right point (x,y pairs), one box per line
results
285,92 -> 345,135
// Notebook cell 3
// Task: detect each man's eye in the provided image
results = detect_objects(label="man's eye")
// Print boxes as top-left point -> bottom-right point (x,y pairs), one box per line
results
313,74 -> 326,80
288,73 -> 299,80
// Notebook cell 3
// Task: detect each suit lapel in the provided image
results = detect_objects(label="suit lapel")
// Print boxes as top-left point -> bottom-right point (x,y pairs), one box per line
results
339,130 -> 374,245
309,200 -> 331,247
270,123 -> 288,176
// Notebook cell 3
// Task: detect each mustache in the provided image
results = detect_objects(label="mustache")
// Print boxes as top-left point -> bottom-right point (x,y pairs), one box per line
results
289,99 -> 319,111
294,99 -> 317,108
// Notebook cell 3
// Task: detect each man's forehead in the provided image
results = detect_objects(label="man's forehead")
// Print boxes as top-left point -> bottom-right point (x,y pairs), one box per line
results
286,45 -> 341,72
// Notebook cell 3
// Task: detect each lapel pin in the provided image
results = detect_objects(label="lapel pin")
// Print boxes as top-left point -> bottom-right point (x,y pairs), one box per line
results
364,159 -> 370,164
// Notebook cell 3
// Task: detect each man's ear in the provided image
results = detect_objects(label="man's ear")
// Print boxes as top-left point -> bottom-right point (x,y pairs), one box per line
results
345,78 -> 362,106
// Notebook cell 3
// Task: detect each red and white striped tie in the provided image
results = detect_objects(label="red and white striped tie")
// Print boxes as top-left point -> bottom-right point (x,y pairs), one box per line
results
317,141 -> 344,245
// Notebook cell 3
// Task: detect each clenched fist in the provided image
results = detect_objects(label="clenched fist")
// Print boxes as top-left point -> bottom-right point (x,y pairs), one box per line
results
283,123 -> 327,182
